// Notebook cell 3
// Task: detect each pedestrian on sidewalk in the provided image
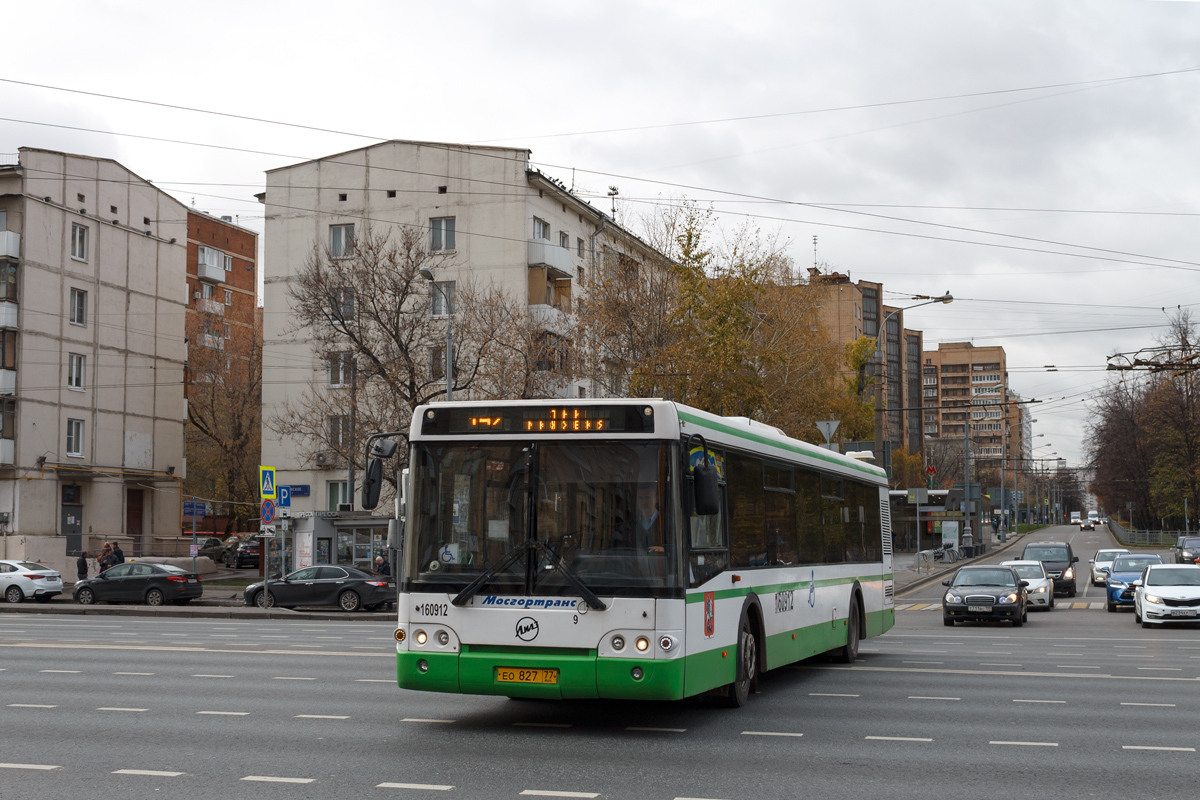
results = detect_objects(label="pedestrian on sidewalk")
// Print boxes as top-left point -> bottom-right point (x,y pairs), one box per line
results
112,541 -> 125,564
374,555 -> 392,577
76,550 -> 89,583
98,543 -> 117,573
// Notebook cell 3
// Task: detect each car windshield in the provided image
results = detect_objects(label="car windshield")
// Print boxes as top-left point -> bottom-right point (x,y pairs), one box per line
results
1095,550 -> 1127,562
1181,538 -> 1200,549
953,569 -> 1017,587
1146,568 -> 1200,586
1024,546 -> 1069,561
159,564 -> 187,573
1009,565 -> 1045,580
407,440 -> 680,597
1112,556 -> 1162,572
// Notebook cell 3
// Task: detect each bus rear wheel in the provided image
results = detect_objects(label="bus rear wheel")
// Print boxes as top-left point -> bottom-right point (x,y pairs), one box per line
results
721,614 -> 758,708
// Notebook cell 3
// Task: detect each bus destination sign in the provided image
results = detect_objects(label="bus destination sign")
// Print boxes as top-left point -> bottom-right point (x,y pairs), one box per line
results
421,405 -> 654,436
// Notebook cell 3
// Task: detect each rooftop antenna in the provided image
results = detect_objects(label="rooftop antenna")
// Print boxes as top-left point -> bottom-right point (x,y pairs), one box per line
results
607,186 -> 619,217
570,168 -> 576,193
813,235 -> 818,271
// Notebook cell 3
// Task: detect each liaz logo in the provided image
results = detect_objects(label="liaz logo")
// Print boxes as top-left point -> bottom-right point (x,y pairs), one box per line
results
515,616 -> 540,641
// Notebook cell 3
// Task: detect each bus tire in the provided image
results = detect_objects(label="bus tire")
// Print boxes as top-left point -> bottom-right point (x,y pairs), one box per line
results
834,595 -> 861,663
720,612 -> 758,708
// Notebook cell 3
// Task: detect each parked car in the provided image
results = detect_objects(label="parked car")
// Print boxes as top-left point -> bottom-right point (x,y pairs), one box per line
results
1172,536 -> 1200,565
1105,553 -> 1165,612
1021,541 -> 1079,596
0,560 -> 63,603
1090,548 -> 1131,585
244,566 -> 395,612
223,535 -> 261,568
942,565 -> 1029,627
73,562 -> 203,606
196,536 -> 229,562
1133,564 -> 1200,627
1002,560 -> 1055,610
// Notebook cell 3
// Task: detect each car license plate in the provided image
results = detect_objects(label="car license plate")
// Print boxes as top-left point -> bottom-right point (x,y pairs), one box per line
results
187,578 -> 197,583
967,605 -> 991,612
1170,610 -> 1197,617
495,667 -> 558,685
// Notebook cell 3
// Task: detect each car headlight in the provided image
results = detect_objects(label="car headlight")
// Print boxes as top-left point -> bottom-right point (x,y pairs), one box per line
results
945,593 -> 962,604
1034,585 -> 1047,593
1109,580 -> 1126,589
998,593 -> 1018,605
1144,594 -> 1163,604
1063,568 -> 1074,580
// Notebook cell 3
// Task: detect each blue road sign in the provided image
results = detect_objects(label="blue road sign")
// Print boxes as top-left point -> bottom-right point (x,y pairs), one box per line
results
183,501 -> 207,518
261,499 -> 276,525
278,486 -> 291,508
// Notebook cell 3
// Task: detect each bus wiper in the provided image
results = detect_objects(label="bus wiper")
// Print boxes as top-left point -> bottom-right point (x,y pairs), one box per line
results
451,540 -> 608,611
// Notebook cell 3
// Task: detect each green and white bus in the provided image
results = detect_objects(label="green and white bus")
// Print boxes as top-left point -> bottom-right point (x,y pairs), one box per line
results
388,399 -> 894,706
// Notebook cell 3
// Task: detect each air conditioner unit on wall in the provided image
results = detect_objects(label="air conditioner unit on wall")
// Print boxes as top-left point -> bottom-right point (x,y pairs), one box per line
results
193,291 -> 202,300
314,452 -> 332,466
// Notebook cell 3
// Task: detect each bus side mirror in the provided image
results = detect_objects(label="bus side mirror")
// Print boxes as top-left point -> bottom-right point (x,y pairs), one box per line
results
387,518 -> 401,550
362,457 -> 384,510
693,460 -> 719,516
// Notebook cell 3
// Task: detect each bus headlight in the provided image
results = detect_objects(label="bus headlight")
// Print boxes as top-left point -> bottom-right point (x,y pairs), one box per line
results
611,635 -> 626,652
414,630 -> 428,645
635,636 -> 650,652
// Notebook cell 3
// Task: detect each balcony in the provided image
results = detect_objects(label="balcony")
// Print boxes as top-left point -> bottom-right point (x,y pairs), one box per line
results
0,369 -> 13,395
0,438 -> 12,465
196,262 -> 224,283
0,300 -> 16,329
0,231 -> 18,260
527,238 -> 574,275
199,333 -> 224,350
197,298 -> 224,316
529,303 -> 569,334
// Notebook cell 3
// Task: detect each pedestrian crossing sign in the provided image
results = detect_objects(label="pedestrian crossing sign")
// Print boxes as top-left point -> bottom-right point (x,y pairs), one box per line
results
259,466 -> 276,499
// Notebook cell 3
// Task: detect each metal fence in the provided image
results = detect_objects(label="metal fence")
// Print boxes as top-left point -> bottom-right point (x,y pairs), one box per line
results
0,154 -> 18,166
1108,520 -> 1186,547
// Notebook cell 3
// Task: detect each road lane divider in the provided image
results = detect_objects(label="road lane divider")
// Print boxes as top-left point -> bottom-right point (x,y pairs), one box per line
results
1013,699 -> 1065,703
1123,745 -> 1195,752
865,736 -> 932,742
990,740 -> 1057,747
742,731 -> 804,737
626,726 -> 686,732
197,711 -> 248,716
296,714 -> 350,719
513,722 -> 572,728
401,718 -> 455,724
908,696 -> 960,701
0,763 -> 60,770
8,704 -> 56,708
1121,702 -> 1175,707
378,783 -> 454,791
519,791 -> 599,798
242,776 -> 314,784
113,769 -> 183,777
808,693 -> 859,697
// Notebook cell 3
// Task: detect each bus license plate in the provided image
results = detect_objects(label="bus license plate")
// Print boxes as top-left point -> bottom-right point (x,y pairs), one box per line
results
495,667 -> 558,685
967,605 -> 991,612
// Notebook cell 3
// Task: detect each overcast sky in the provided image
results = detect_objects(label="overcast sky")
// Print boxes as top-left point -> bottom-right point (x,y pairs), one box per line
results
4,0 -> 1199,468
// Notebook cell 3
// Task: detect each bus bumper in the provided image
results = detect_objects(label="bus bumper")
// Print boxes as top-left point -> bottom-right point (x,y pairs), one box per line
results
397,649 -> 686,701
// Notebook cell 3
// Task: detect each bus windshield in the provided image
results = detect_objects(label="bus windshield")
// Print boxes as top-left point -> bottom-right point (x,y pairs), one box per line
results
406,440 -> 681,597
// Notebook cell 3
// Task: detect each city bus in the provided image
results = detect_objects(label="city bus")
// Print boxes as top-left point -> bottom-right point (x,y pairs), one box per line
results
374,399 -> 895,707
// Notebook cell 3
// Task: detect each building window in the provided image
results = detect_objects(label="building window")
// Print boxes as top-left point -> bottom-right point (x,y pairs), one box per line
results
329,224 -> 355,258
0,330 -> 15,369
69,288 -> 87,326
559,232 -> 569,249
430,217 -> 456,251
224,289 -> 233,306
0,399 -> 14,440
223,252 -> 233,271
431,281 -> 456,316
66,418 -> 84,457
337,287 -> 355,318
222,323 -> 231,340
328,352 -> 351,387
577,237 -> 585,258
71,224 -> 88,261
68,353 -> 85,390
327,480 -> 349,511
328,415 -> 351,448
197,245 -> 220,270
0,263 -> 17,302
533,217 -> 550,241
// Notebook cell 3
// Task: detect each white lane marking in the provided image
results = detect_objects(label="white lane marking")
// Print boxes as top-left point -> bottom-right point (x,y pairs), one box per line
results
1138,667 -> 1182,671
356,679 -> 393,683
519,792 -> 599,798
402,718 -> 455,724
976,651 -> 1013,654
160,634 -> 187,637
1118,655 -> 1155,659
197,711 -> 249,716
911,650 -> 947,653
991,740 -> 1058,747
1122,702 -> 1176,707
625,726 -> 686,732
296,714 -> 350,719
1115,646 -> 1148,649
113,672 -> 154,675
865,736 -> 932,742
241,776 -> 314,784
191,674 -> 234,678
908,696 -> 960,701
272,676 -> 316,680
808,693 -> 859,697
378,783 -> 455,791
903,661 -> 943,664
97,707 -> 148,712
1054,645 -> 1085,647
8,704 -> 57,708
513,722 -> 571,728
113,769 -> 184,777
0,763 -> 60,770
1123,745 -> 1196,752
39,670 -> 80,673
1062,665 -> 1101,669
1013,699 -> 1066,704
742,731 -> 804,737
981,663 -> 1022,667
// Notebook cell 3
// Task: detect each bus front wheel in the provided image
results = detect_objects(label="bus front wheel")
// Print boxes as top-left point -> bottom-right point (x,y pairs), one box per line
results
721,614 -> 758,708
835,597 -> 860,663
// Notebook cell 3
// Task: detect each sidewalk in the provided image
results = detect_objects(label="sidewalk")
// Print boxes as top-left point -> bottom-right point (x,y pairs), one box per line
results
894,531 -> 1028,596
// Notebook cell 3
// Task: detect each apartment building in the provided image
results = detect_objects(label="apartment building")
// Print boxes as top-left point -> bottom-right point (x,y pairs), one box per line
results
921,341 -> 1018,474
259,139 -> 666,572
0,148 -> 186,572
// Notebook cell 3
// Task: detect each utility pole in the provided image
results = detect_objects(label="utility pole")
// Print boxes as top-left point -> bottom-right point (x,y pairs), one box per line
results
347,355 -> 357,513
963,413 -> 971,544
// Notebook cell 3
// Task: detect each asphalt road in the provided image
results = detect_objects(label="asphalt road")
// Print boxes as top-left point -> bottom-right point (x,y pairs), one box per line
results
3,525 -> 1198,800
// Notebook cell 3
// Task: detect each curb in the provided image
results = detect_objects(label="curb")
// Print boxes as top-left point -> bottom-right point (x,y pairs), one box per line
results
895,533 -> 1029,597
0,604 -> 394,621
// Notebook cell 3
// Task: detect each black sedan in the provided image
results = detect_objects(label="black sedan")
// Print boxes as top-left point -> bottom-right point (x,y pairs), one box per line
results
244,566 -> 395,612
942,566 -> 1029,627
223,535 -> 261,568
74,562 -> 203,606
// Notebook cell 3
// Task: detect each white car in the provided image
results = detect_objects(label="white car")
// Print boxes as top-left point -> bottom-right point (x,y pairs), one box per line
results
0,560 -> 63,603
1002,560 -> 1055,610
1134,564 -> 1200,627
1090,548 -> 1131,586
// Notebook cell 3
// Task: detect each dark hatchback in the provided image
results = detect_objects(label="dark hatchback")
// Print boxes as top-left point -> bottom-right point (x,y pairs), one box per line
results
73,562 -> 203,606
1174,537 -> 1200,565
223,535 -> 262,568
1021,541 -> 1079,596
942,565 -> 1029,626
244,566 -> 395,612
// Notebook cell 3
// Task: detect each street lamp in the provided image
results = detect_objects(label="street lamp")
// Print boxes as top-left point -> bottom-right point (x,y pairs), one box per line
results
419,266 -> 453,402
874,292 -> 952,469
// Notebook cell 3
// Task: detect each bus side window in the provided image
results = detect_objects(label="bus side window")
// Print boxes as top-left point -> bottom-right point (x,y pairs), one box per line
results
795,468 -> 823,564
728,452 -> 766,568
